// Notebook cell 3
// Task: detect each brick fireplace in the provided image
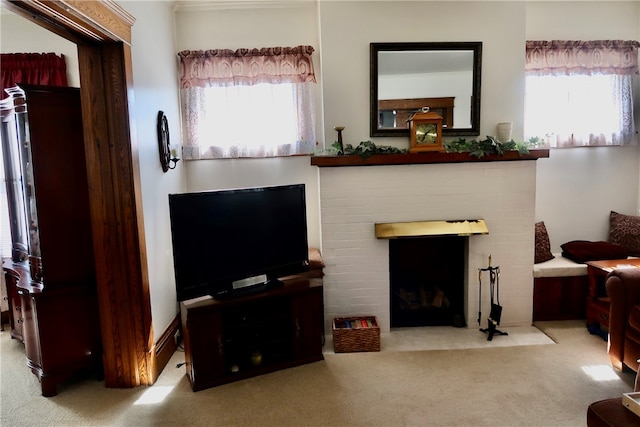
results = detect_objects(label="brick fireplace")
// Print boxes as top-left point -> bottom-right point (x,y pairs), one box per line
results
314,154 -> 543,333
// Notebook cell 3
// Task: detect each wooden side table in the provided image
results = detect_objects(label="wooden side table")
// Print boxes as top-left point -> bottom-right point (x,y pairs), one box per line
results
587,398 -> 640,426
585,259 -> 640,335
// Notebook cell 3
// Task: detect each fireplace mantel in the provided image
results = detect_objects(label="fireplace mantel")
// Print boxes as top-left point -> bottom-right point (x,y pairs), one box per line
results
310,149 -> 549,167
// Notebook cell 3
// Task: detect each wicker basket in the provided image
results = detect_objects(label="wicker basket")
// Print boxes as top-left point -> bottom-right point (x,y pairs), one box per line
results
332,316 -> 380,353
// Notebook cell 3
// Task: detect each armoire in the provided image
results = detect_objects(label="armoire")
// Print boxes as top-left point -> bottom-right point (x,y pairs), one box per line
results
1,84 -> 102,397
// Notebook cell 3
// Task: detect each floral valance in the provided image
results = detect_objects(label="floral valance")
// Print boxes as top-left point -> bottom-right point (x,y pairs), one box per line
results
525,40 -> 640,76
178,45 -> 316,88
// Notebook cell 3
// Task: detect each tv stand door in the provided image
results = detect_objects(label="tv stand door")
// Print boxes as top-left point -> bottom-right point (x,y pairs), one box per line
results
292,290 -> 324,360
181,309 -> 225,386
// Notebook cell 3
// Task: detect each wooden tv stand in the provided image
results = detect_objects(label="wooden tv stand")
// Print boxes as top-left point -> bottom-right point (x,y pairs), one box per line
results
180,277 -> 324,391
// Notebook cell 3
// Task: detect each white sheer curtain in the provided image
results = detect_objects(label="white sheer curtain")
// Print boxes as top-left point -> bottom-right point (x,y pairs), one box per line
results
178,46 -> 316,159
180,82 -> 315,159
525,74 -> 635,146
524,40 -> 639,147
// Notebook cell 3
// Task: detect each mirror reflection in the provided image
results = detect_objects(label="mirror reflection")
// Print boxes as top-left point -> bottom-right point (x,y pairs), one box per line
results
370,42 -> 482,137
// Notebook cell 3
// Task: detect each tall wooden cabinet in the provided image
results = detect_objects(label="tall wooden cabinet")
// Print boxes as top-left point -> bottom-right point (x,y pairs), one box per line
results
1,84 -> 101,396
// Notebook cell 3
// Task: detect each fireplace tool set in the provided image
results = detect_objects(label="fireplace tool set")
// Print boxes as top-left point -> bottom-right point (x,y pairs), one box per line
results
478,255 -> 508,341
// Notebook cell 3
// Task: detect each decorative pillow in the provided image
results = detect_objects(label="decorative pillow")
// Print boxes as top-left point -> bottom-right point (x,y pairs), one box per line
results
609,211 -> 640,257
534,221 -> 555,264
560,240 -> 628,263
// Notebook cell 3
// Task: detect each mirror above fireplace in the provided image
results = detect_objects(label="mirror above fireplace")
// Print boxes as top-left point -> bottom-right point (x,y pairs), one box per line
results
370,42 -> 482,137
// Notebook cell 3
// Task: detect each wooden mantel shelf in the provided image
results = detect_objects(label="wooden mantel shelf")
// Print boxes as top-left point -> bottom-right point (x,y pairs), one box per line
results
310,149 -> 549,167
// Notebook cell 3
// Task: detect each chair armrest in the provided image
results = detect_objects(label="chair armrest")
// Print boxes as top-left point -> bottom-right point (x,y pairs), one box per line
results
606,269 -> 640,371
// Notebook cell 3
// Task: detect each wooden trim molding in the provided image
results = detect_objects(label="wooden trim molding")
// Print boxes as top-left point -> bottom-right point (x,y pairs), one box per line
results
4,1 -> 155,388
2,1 -> 134,43
310,149 -> 550,167
61,0 -> 135,42
152,314 -> 181,381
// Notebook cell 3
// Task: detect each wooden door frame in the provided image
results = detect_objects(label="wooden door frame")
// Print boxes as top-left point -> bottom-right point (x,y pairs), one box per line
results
2,0 -> 155,387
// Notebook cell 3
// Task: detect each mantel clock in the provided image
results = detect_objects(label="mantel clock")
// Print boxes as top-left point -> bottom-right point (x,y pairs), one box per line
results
409,108 -> 443,153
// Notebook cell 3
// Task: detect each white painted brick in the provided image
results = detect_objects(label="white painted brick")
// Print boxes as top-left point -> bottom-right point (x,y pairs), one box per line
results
319,162 -> 537,332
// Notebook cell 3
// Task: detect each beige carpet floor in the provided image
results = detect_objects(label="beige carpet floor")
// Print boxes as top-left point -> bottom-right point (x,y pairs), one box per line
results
0,320 -> 635,426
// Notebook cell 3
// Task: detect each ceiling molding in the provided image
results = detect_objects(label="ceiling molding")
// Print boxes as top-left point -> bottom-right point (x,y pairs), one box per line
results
173,0 -> 316,12
1,0 -> 133,43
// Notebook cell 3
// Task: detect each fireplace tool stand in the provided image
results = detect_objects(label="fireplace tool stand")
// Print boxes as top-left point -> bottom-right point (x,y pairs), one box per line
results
478,256 -> 508,341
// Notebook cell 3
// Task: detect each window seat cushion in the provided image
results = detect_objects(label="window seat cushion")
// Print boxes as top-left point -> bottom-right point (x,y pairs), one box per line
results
533,253 -> 588,278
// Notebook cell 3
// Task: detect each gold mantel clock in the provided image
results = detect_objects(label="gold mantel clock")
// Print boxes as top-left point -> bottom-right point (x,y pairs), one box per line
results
409,107 -> 443,153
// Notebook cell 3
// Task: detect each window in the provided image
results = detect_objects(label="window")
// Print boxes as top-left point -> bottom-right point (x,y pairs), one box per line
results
525,74 -> 634,146
524,40 -> 639,147
178,46 -> 317,159
190,82 -> 313,158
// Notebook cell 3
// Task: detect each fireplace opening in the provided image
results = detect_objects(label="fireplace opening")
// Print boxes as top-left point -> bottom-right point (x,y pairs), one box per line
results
389,236 -> 466,328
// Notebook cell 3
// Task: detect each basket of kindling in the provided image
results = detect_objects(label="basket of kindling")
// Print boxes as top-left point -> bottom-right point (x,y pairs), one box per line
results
332,316 -> 380,353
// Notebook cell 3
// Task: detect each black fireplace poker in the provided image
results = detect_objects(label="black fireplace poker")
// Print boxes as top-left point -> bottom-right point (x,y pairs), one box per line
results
478,255 -> 508,341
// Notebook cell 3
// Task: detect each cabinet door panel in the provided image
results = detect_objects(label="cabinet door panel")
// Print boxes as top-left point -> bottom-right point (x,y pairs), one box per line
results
20,293 -> 42,368
29,287 -> 101,373
4,269 -> 24,341
186,311 -> 225,387
292,289 -> 323,360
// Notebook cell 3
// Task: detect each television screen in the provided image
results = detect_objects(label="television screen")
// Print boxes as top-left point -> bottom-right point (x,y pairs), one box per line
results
169,184 -> 309,301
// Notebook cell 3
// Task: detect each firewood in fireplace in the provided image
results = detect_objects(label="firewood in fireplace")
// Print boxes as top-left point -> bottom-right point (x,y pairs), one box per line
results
433,288 -> 444,308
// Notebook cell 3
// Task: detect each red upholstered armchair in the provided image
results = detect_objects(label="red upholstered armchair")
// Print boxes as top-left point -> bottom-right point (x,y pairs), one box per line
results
606,268 -> 640,372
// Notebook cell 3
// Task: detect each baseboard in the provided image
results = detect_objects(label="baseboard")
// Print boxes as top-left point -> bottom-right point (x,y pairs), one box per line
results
150,313 -> 181,382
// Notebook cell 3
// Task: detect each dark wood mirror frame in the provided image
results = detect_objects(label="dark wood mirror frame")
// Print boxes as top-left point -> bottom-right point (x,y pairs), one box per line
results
370,42 -> 482,138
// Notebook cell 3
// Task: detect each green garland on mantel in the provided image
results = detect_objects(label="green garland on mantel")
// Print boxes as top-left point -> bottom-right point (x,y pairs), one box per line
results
329,140 -> 406,159
444,136 -> 539,158
325,136 -> 540,160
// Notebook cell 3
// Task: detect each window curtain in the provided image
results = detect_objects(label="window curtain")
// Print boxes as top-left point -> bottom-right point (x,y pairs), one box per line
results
1,53 -> 68,98
525,40 -> 639,147
178,46 -> 316,159
525,40 -> 640,76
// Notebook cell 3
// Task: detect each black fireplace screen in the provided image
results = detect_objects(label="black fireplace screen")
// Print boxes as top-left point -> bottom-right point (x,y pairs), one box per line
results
389,236 -> 466,327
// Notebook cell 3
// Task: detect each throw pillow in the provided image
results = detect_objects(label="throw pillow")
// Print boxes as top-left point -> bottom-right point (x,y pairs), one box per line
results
560,240 -> 628,263
609,211 -> 640,257
534,221 -> 555,264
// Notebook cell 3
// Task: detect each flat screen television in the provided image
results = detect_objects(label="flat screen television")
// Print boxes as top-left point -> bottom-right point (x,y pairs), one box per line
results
169,184 -> 309,301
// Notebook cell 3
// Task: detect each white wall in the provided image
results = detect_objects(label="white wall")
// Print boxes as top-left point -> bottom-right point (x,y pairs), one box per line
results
535,146 -> 639,252
526,1 -> 640,251
0,12 -> 79,87
174,2 -> 323,248
120,1 -> 187,337
319,1 -> 527,150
